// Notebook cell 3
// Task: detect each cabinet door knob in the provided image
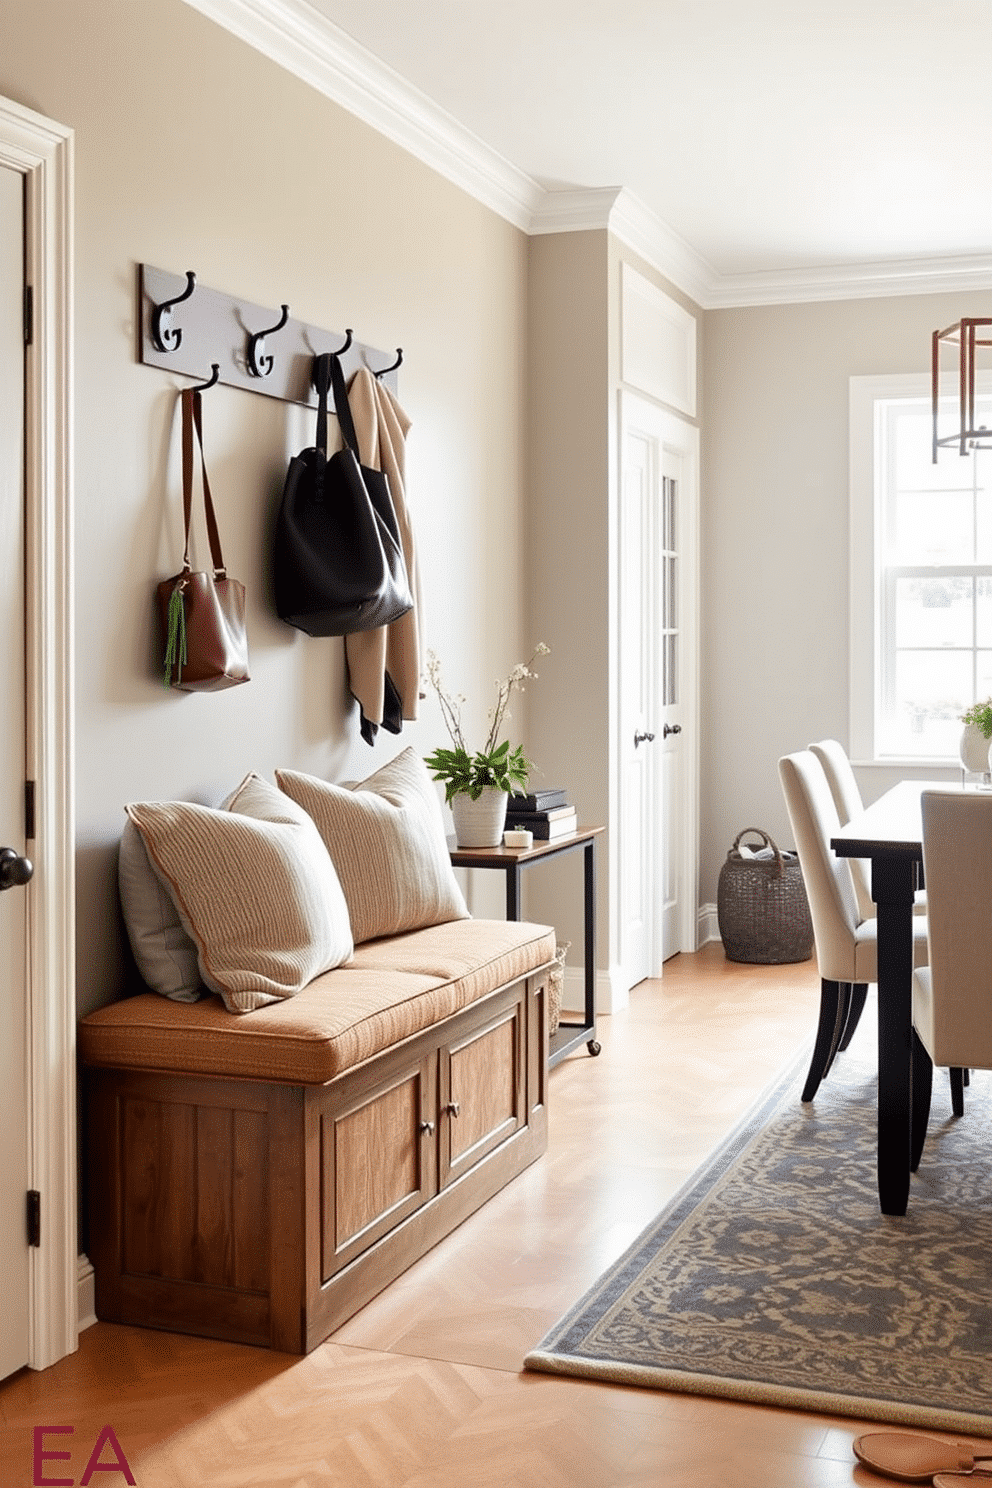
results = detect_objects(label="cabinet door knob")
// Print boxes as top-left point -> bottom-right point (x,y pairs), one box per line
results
663,723 -> 682,738
446,1100 -> 460,1117
633,730 -> 655,747
419,1120 -> 435,1135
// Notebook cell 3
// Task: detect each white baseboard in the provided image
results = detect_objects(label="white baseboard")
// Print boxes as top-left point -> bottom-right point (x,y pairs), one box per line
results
77,1254 -> 96,1332
559,920 -> 724,1017
697,902 -> 720,946
560,965 -> 629,1017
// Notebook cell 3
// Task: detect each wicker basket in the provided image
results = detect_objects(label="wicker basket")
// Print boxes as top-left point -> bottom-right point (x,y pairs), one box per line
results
717,828 -> 813,964
547,940 -> 570,1036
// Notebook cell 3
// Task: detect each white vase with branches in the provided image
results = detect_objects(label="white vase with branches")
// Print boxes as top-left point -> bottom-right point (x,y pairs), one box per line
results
424,644 -> 549,847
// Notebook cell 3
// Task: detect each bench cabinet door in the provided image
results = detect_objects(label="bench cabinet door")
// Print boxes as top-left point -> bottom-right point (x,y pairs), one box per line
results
321,1053 -> 437,1279
439,990 -> 526,1188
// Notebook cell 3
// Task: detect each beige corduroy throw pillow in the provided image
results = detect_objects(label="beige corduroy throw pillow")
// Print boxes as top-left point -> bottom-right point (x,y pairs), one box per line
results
127,773 -> 353,1013
275,748 -> 469,945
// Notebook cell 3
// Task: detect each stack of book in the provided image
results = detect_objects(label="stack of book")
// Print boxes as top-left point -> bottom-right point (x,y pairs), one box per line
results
505,788 -> 577,840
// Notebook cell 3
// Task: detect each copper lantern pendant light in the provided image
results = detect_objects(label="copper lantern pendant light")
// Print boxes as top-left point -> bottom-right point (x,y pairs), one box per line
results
932,317 -> 992,460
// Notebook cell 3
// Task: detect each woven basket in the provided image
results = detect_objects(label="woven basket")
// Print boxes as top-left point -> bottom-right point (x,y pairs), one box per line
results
717,828 -> 813,965
548,940 -> 570,1036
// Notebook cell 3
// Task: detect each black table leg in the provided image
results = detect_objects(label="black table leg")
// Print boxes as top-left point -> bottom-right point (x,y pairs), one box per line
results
505,863 -> 522,921
583,838 -> 600,1055
872,854 -> 918,1216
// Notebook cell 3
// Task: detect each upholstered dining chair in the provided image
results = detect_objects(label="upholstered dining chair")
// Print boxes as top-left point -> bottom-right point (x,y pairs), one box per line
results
808,739 -> 876,922
809,738 -> 927,921
910,789 -> 992,1171
778,750 -> 930,1102
808,738 -> 964,1112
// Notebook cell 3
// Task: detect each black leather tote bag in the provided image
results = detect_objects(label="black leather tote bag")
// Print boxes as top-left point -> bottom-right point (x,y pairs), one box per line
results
273,352 -> 413,636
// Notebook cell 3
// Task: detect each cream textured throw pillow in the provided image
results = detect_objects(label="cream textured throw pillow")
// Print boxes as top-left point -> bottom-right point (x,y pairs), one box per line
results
118,817 -> 202,1001
276,747 -> 469,945
126,773 -> 353,1013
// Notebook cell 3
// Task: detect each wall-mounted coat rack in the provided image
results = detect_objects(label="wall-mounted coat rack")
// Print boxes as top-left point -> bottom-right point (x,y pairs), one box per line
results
138,264 -> 401,410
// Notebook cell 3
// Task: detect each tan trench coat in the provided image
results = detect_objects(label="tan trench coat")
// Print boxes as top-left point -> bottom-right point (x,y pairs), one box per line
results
345,366 -> 423,743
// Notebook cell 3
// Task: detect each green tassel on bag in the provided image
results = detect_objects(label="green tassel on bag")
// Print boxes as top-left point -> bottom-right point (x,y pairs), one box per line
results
163,582 -> 187,686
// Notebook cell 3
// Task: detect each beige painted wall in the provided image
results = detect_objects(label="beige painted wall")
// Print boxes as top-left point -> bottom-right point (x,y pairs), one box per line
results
526,230 -> 702,992
524,230 -> 610,962
2,0 -> 529,1012
700,289 -> 990,910
10,0 -> 974,1026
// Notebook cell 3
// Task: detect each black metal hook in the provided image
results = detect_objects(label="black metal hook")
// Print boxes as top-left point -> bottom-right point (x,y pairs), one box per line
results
189,363 -> 220,392
311,331 -> 353,390
151,270 -> 196,353
375,348 -> 403,378
247,304 -> 290,378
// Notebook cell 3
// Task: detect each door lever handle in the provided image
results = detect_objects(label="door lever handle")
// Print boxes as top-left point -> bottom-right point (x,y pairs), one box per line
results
633,730 -> 655,747
0,847 -> 33,891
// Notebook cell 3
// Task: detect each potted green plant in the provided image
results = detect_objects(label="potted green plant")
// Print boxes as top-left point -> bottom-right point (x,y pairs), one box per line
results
959,699 -> 992,775
424,643 -> 549,847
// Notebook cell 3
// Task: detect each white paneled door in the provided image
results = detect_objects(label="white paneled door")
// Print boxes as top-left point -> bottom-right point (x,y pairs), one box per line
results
0,162 -> 30,1381
618,391 -> 699,988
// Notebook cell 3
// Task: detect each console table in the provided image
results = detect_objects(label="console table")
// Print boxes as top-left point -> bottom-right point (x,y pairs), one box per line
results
448,827 -> 603,1067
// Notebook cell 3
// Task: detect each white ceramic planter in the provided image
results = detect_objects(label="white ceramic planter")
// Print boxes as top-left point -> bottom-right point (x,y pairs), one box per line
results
451,788 -> 509,848
960,723 -> 991,774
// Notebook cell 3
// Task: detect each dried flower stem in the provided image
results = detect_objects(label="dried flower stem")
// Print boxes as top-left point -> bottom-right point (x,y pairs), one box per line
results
425,644 -> 549,755
483,643 -> 550,755
424,651 -> 467,752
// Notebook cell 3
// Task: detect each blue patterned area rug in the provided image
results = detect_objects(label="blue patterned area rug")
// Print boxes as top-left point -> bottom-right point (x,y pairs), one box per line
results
525,1022 -> 992,1432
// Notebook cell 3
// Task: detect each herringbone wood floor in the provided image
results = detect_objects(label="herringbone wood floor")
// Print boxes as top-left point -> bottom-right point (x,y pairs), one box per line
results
3,946 -> 988,1486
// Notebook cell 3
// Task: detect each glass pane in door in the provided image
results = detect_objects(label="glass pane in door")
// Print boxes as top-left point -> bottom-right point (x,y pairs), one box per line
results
661,478 -> 678,706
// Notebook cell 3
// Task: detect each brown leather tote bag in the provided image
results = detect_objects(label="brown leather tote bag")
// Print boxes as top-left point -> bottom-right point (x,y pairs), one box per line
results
157,388 -> 250,692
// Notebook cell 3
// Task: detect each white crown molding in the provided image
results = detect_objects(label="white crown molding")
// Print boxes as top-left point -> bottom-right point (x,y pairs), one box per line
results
529,185 -> 624,236
181,0 -> 542,228
182,0 -> 992,310
707,251 -> 992,308
607,190 -> 717,306
529,186 -> 716,304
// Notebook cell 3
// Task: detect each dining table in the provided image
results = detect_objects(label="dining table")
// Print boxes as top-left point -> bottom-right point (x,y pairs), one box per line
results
831,778 -> 960,1216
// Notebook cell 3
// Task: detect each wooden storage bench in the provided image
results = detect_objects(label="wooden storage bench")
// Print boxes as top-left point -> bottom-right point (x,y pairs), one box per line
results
80,917 -> 555,1354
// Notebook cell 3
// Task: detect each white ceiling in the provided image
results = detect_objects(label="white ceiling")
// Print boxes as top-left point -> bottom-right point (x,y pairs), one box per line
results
189,0 -> 992,305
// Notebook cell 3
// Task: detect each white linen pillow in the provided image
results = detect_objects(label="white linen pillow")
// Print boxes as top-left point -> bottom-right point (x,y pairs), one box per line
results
126,773 -> 353,1013
275,747 -> 469,945
118,817 -> 202,1001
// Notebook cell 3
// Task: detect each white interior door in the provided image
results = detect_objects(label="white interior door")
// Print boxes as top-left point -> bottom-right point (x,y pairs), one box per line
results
618,423 -> 656,985
618,392 -> 698,987
0,161 -> 30,1381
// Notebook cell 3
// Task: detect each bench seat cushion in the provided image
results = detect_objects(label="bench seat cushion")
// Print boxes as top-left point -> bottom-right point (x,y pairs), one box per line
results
79,918 -> 556,1085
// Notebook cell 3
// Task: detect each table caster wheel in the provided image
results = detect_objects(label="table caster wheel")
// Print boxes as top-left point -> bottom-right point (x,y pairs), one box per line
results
587,1038 -> 602,1056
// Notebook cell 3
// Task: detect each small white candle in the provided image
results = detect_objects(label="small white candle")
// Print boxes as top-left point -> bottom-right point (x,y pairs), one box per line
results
504,828 -> 533,849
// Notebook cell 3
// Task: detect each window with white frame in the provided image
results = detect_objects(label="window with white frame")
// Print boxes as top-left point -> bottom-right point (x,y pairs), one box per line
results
850,373 -> 992,764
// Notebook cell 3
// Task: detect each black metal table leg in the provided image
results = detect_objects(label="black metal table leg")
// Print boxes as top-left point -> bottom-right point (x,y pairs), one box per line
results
583,838 -> 600,1055
872,854 -> 918,1217
505,862 -> 521,922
